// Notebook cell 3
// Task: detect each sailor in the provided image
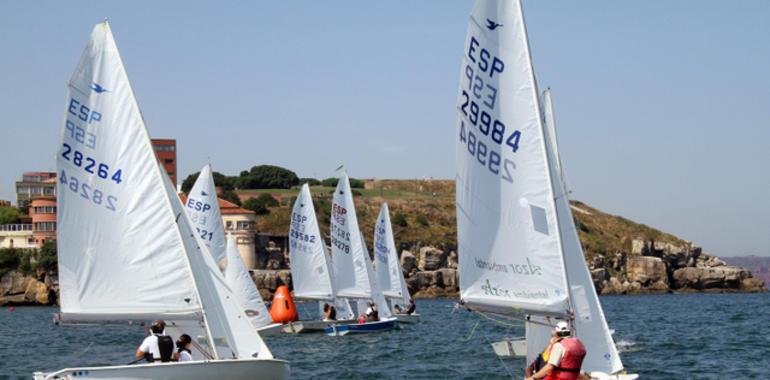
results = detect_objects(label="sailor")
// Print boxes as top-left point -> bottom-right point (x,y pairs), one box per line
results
526,321 -> 588,380
404,299 -> 416,315
173,334 -> 193,362
323,303 -> 337,321
365,301 -> 379,322
135,320 -> 174,363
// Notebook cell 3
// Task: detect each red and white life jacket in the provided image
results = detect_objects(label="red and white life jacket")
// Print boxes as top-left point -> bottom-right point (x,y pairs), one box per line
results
544,338 -> 586,380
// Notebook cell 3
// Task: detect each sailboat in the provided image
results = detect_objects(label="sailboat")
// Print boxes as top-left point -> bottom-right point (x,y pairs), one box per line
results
455,1 -> 637,379
283,183 -> 355,334
35,21 -> 288,380
324,173 -> 396,336
373,203 -> 419,323
186,165 -> 282,336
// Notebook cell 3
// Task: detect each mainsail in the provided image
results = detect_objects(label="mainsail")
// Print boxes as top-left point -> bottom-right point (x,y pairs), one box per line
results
289,184 -> 335,300
374,203 -> 410,307
185,164 -> 227,267
330,173 -> 372,299
456,1 -> 625,375
56,21 -> 272,360
456,0 -> 569,316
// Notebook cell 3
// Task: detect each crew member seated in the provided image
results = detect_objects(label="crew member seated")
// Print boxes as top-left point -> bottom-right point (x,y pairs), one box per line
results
136,320 -> 174,363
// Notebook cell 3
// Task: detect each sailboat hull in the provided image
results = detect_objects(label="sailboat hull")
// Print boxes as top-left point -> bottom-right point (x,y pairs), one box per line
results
324,318 -> 397,336
393,313 -> 420,324
282,319 -> 356,334
34,358 -> 290,380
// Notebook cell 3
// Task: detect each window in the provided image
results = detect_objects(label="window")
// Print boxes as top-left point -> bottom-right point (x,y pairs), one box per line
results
164,159 -> 174,164
226,221 -> 233,230
35,222 -> 56,231
237,221 -> 253,230
34,206 -> 56,214
153,144 -> 176,152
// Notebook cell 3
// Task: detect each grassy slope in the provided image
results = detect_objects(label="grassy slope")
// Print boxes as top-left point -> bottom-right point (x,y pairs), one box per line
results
242,179 -> 687,260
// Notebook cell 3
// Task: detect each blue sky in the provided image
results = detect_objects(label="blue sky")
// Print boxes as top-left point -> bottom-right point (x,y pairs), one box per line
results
0,1 -> 768,257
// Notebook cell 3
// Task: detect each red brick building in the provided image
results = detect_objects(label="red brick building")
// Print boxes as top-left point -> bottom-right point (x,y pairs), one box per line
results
29,196 -> 56,246
151,138 -> 177,184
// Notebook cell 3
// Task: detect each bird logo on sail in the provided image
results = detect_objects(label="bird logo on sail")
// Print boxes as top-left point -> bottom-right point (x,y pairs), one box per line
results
486,19 -> 503,30
91,82 -> 109,93
201,190 -> 208,196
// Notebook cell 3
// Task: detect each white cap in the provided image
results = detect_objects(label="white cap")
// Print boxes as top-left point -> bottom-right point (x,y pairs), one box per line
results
554,321 -> 570,333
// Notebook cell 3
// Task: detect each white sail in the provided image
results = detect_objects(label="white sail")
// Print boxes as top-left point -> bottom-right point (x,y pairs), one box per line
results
186,164 -> 227,268
456,0 -> 569,315
224,233 -> 274,330
330,173 -> 371,299
361,232 -> 392,319
542,88 -> 623,373
374,203 -> 403,299
56,21 -> 272,360
57,21 -> 199,321
289,184 -> 335,300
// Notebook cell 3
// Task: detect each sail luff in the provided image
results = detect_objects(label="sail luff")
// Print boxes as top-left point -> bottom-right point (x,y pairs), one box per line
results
514,0 -> 574,315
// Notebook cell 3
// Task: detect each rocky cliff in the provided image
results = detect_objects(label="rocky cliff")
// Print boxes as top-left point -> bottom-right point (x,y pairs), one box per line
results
248,180 -> 765,299
0,269 -> 58,306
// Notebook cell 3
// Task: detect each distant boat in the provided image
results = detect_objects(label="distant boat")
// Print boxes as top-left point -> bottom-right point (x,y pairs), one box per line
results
284,183 -> 355,334
327,173 -> 396,334
187,165 -> 282,336
36,20 -> 288,380
373,203 -> 419,323
454,2 -> 636,379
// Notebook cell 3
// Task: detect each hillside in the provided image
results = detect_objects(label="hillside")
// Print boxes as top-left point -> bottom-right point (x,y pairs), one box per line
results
724,256 -> 770,286
238,179 -> 765,297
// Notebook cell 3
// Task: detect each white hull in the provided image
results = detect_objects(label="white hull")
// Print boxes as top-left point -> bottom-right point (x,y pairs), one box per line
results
282,319 -> 355,334
589,373 -> 639,380
256,323 -> 284,337
393,313 -> 420,324
491,338 -> 527,357
34,358 -> 289,380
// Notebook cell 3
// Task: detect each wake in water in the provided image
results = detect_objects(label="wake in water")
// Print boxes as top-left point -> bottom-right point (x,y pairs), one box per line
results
615,339 -> 640,353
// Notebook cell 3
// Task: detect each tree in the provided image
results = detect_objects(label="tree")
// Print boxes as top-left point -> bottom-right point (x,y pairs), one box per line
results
220,190 -> 242,206
0,206 -> 20,225
321,177 -> 364,188
0,248 -> 20,277
392,212 -> 408,227
181,171 -> 235,193
37,241 -> 58,274
299,178 -> 320,186
236,165 -> 299,189
242,193 -> 279,215
416,215 -> 430,227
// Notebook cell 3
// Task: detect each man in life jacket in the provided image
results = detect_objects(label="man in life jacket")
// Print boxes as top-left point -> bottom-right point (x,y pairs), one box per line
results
526,321 -> 589,380
135,319 -> 174,363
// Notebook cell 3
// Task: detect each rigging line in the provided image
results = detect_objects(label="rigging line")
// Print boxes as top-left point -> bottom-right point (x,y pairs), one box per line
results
171,322 -> 215,360
462,320 -> 480,342
480,329 -> 517,380
474,311 -> 525,328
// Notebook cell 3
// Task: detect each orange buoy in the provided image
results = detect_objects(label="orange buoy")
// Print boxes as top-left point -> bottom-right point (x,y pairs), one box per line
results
269,285 -> 298,323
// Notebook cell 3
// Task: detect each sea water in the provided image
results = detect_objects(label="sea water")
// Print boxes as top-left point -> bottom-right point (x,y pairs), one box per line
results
1,293 -> 767,379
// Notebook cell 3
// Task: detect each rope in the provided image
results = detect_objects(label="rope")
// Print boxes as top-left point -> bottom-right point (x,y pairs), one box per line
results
170,322 -> 215,360
480,329 -> 517,379
475,311 -> 525,328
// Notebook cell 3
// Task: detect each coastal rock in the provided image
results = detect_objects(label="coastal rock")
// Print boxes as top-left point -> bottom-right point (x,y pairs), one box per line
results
590,268 -> 609,291
437,268 -> 458,290
673,266 -> 750,290
0,271 -> 31,296
418,247 -> 445,271
647,280 -> 670,293
740,277 -> 765,292
626,256 -> 668,286
264,243 -> 285,270
252,269 -> 292,299
400,250 -> 417,274
601,277 -> 625,295
24,278 -> 50,304
413,270 -> 442,289
447,251 -> 458,270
